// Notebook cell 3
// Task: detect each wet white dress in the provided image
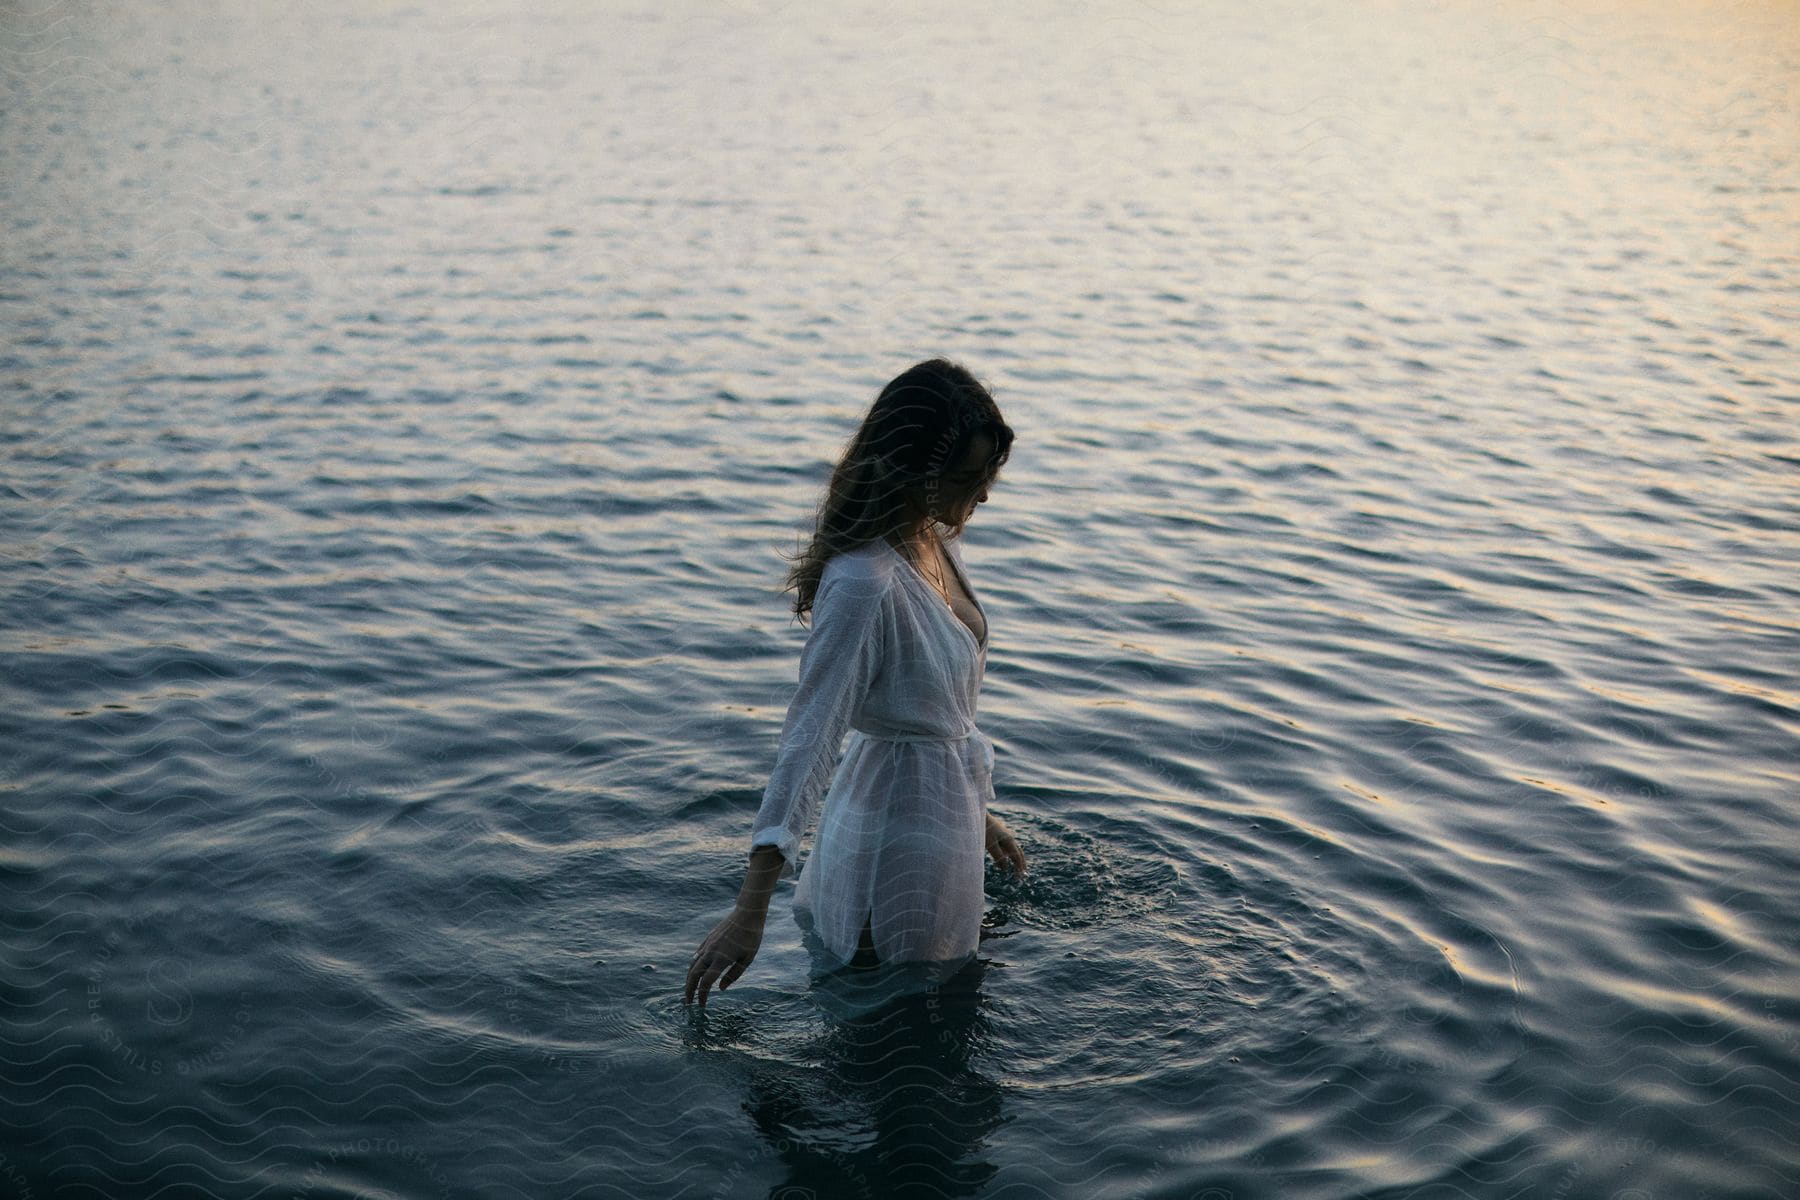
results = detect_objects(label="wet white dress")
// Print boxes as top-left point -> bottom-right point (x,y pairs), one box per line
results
748,532 -> 995,971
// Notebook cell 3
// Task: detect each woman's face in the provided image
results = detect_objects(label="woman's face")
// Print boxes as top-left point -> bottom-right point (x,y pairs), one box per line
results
934,430 -> 999,526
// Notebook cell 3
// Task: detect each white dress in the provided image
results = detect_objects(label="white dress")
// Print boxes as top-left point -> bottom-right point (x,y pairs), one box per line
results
748,533 -> 996,972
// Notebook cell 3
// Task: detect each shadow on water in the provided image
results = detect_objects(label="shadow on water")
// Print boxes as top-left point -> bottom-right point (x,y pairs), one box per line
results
744,950 -> 1004,1200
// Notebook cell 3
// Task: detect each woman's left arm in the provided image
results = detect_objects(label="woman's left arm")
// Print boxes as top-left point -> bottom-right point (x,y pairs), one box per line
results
985,811 -> 1026,877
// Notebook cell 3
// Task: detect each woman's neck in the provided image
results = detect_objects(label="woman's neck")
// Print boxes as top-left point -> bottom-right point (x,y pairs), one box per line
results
894,519 -> 948,556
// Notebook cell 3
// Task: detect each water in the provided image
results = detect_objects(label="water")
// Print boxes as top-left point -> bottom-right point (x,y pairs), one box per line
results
3,2 -> 1796,1196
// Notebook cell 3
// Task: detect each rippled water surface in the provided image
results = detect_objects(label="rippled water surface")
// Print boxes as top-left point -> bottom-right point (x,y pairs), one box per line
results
3,2 -> 1797,1197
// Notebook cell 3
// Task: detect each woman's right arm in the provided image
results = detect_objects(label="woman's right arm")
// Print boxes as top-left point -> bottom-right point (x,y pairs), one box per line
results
733,843 -> 786,917
744,566 -> 886,872
684,561 -> 885,1008
685,844 -> 786,1007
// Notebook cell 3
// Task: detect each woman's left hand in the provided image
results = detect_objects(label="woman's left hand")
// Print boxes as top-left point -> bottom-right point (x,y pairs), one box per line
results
985,812 -> 1027,878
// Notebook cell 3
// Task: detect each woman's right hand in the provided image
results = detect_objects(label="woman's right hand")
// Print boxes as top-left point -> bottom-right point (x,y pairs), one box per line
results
685,906 -> 766,1008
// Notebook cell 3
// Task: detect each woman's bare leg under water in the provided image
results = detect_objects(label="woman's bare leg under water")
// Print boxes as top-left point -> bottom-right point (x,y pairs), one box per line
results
851,915 -> 880,970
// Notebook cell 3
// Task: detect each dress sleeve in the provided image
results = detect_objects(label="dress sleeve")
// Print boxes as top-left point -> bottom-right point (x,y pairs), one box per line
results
976,729 -> 996,807
748,561 -> 885,878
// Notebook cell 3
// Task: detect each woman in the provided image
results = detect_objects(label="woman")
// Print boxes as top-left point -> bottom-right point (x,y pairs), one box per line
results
685,359 -> 1026,1009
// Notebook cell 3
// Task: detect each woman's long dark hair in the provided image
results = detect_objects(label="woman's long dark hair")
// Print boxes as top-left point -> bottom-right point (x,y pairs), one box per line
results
783,359 -> 1013,620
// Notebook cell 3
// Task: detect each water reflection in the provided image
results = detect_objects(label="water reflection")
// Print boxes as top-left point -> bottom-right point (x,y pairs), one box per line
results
744,952 -> 1003,1199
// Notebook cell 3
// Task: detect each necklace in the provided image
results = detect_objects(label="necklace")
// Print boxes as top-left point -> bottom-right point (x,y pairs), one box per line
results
914,531 -> 951,605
